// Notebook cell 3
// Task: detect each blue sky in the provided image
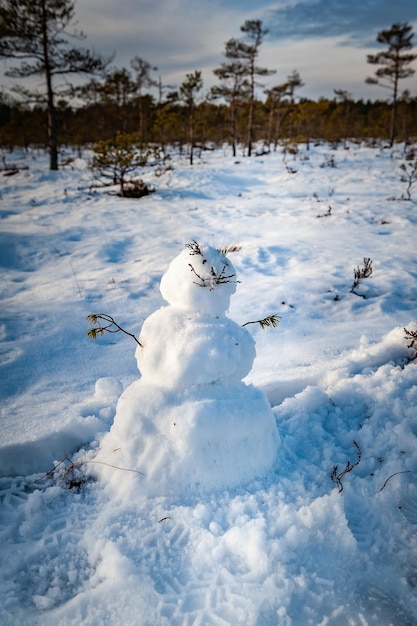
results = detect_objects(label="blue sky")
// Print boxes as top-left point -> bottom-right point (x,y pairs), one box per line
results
2,0 -> 417,101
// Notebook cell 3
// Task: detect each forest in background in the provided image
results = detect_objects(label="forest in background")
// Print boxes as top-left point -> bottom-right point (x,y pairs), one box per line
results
1,91 -> 417,156
0,0 -> 416,162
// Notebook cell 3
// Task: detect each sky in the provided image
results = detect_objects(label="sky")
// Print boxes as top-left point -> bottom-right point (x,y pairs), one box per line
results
1,0 -> 417,102
72,0 -> 417,101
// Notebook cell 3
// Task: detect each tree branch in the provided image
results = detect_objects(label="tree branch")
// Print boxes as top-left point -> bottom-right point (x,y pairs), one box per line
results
242,314 -> 281,329
86,313 -> 142,346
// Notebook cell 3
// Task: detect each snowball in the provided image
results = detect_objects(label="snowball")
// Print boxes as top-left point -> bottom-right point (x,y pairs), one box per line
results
94,377 -> 123,402
95,380 -> 280,497
160,243 -> 237,315
136,307 -> 256,386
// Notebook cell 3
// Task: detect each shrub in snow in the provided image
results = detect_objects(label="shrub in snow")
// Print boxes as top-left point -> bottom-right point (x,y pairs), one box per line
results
88,133 -> 160,197
94,242 -> 280,497
400,159 -> 417,200
404,326 -> 417,361
350,257 -> 373,297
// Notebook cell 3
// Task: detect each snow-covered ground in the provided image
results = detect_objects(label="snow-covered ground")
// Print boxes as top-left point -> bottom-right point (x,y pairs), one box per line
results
1,142 -> 417,625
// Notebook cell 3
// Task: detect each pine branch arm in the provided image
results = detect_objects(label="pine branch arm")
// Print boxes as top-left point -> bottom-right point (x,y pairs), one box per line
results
86,313 -> 142,346
242,314 -> 281,329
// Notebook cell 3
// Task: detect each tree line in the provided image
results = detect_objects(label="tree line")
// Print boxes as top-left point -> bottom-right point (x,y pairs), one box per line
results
0,1 -> 416,168
1,89 -> 416,154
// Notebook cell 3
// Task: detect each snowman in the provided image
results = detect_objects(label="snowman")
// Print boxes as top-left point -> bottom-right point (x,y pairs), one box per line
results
95,242 -> 280,497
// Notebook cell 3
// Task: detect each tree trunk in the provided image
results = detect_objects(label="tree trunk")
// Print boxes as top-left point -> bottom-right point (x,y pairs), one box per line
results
247,58 -> 255,157
189,105 -> 194,165
46,87 -> 58,170
41,0 -> 58,170
266,100 -> 276,152
138,93 -> 144,143
389,78 -> 398,147
389,50 -> 400,147
230,104 -> 237,157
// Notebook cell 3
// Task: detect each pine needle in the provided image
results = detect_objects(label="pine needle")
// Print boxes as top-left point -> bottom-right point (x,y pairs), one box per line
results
217,245 -> 242,255
185,240 -> 202,255
242,314 -> 281,329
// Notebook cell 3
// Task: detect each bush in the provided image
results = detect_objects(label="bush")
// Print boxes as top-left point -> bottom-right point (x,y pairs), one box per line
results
89,133 -> 160,197
400,159 -> 417,200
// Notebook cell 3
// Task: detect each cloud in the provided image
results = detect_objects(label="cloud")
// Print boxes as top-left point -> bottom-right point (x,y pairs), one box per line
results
265,0 -> 417,46
75,0 -> 251,87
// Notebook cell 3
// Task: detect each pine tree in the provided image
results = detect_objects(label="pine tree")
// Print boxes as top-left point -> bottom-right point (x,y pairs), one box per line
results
265,70 -> 303,149
84,67 -> 137,134
212,51 -> 250,157
0,0 -> 108,170
179,71 -> 203,165
225,20 -> 275,156
264,82 -> 289,150
366,22 -> 416,146
130,57 -> 158,143
89,133 -> 154,197
334,89 -> 352,147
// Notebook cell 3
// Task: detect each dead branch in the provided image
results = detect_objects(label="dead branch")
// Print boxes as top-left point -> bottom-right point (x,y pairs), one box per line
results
331,440 -> 361,493
188,262 -> 239,290
29,456 -> 145,489
378,470 -> 411,493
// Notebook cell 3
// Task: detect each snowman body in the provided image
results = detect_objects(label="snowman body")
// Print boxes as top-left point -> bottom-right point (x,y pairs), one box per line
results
96,243 -> 279,496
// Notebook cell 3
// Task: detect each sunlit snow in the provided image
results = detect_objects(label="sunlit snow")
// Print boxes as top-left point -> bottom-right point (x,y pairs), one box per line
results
1,143 -> 417,625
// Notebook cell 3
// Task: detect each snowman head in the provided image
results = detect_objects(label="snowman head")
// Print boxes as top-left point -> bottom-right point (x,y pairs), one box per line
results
160,242 -> 239,315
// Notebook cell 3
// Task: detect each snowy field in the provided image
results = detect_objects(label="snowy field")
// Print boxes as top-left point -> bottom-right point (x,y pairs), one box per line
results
1,142 -> 417,625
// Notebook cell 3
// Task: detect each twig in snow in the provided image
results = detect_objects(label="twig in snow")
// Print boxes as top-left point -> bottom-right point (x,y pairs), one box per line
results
378,470 -> 411,493
317,206 -> 332,218
185,240 -> 203,256
29,456 -> 145,489
404,327 -> 417,361
331,440 -> 361,493
188,262 -> 239,290
185,241 -> 240,290
350,257 -> 373,297
399,160 -> 417,200
69,260 -> 83,299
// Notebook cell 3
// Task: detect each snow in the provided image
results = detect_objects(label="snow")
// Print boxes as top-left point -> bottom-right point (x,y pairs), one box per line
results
96,379 -> 279,497
136,307 -> 256,384
95,241 -> 279,496
159,242 -> 238,314
1,143 -> 417,625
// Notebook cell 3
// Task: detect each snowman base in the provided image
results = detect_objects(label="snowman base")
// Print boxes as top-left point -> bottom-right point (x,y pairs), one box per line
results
96,379 -> 280,497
